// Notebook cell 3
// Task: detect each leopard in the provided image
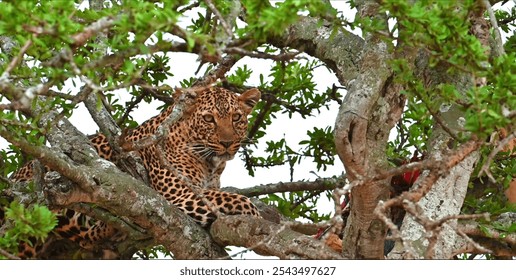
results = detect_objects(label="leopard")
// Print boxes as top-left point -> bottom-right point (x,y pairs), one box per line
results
4,86 -> 262,258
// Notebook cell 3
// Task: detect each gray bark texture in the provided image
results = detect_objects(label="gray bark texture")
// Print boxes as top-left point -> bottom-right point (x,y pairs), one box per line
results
386,9 -> 490,259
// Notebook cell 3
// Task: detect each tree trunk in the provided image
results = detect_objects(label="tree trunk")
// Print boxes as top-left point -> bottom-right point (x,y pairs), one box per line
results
388,8 -> 490,259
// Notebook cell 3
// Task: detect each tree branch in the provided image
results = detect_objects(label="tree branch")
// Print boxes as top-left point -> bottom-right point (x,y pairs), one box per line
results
0,247 -> 20,260
204,0 -> 233,39
481,0 -> 505,56
223,176 -> 345,197
225,47 -> 301,61
269,16 -> 364,85
41,167 -> 229,259
210,215 -> 344,259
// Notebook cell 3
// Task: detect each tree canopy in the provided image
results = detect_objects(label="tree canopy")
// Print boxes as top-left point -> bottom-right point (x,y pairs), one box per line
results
0,0 -> 515,260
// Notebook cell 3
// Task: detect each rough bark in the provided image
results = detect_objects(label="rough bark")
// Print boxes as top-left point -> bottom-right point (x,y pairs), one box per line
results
45,168 -> 230,259
270,16 -> 364,85
332,1 -> 411,259
387,10 -> 490,259
266,5 -> 400,258
210,215 -> 344,259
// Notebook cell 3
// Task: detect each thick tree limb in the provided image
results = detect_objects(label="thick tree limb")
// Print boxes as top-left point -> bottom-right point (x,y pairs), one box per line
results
270,16 -> 363,85
0,125 -> 229,259
331,0 -> 414,259
261,14 -> 414,263
210,215 -> 344,259
43,166 -> 229,259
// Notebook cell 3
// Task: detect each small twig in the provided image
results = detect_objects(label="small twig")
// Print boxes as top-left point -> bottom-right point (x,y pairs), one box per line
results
289,190 -> 325,212
0,248 -> 20,260
0,118 -> 44,133
459,219 -> 516,245
247,97 -> 273,140
0,175 -> 12,185
194,55 -> 239,87
225,47 -> 301,61
67,49 -> 153,94
498,13 -> 516,26
417,95 -> 461,141
478,130 -> 516,182
23,25 -> 56,36
227,248 -> 252,259
481,0 -> 505,56
456,228 -> 492,254
204,0 -> 233,38
116,91 -> 147,127
261,92 -> 312,116
43,16 -> 119,69
433,213 -> 490,227
66,49 -> 102,92
4,39 -> 33,75
70,15 -> 117,48
328,84 -> 343,105
375,200 -> 418,259
178,1 -> 200,13
423,212 -> 490,259
42,89 -> 76,100
138,83 -> 175,103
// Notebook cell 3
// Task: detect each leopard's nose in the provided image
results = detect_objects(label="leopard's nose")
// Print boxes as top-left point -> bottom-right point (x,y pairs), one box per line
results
220,141 -> 233,148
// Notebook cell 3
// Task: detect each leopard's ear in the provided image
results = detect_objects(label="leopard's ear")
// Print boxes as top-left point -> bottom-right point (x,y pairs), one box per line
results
238,88 -> 261,115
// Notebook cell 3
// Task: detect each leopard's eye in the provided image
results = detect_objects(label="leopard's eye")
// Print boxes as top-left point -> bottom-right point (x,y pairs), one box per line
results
232,113 -> 242,122
203,113 -> 215,123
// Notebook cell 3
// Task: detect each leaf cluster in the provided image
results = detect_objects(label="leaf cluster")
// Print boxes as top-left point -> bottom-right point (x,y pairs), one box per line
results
240,0 -> 335,40
261,191 -> 331,223
0,202 -> 57,258
240,58 -> 341,178
382,1 -> 514,157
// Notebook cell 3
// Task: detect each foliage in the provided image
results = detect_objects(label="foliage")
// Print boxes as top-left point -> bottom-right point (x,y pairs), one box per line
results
0,202 -> 56,259
378,0 -> 515,252
240,0 -> 335,40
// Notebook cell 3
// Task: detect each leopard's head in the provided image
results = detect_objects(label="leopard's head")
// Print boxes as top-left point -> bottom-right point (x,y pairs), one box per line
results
185,87 -> 261,165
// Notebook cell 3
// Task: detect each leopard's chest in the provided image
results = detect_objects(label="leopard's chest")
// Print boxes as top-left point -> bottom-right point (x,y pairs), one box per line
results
138,142 -> 225,191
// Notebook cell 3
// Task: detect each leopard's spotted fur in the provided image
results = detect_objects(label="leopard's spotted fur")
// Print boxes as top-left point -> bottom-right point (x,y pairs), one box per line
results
6,87 -> 262,258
